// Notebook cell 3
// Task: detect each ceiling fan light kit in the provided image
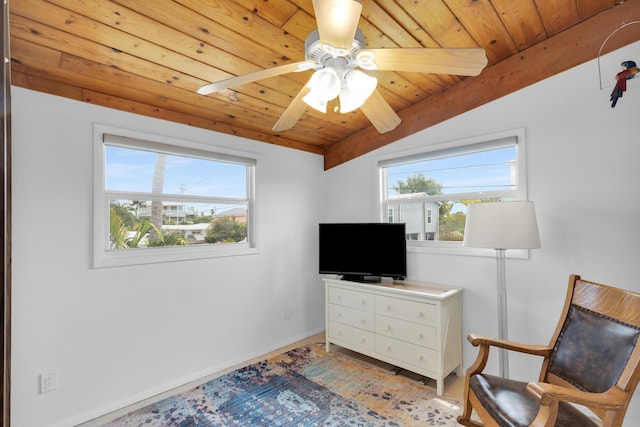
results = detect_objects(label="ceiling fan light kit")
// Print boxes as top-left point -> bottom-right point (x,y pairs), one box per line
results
339,70 -> 378,113
196,0 -> 488,133
302,28 -> 377,113
303,67 -> 342,112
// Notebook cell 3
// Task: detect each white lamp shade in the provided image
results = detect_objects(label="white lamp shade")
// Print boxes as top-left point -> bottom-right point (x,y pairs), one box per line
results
303,68 -> 341,112
463,201 -> 541,249
339,70 -> 377,113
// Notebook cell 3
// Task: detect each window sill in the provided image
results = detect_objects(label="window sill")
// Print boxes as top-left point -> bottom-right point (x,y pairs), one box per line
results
407,241 -> 530,259
93,244 -> 259,268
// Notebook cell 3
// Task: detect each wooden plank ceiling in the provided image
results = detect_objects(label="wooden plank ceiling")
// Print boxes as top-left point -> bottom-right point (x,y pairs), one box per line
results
9,0 -> 640,169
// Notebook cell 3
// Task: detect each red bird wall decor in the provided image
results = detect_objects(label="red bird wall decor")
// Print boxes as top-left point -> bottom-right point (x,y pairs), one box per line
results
610,60 -> 639,107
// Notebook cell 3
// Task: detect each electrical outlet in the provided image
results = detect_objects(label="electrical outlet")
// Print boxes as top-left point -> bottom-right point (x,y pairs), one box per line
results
40,372 -> 56,394
285,308 -> 294,321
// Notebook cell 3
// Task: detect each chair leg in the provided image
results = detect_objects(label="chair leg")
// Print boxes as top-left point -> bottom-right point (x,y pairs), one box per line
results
457,394 -> 484,426
457,371 -> 483,426
456,415 -> 483,427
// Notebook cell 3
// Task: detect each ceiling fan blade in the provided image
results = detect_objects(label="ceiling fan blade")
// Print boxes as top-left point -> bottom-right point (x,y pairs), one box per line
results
272,85 -> 312,131
360,90 -> 401,133
357,48 -> 488,76
313,0 -> 362,52
198,60 -> 316,95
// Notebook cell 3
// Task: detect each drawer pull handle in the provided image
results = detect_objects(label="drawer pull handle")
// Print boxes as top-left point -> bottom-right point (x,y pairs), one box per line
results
360,318 -> 365,324
418,355 -> 423,361
361,300 -> 366,305
361,337 -> 366,343
418,333 -> 423,338
418,312 -> 424,317
386,305 -> 391,311
387,345 -> 392,351
386,325 -> 391,331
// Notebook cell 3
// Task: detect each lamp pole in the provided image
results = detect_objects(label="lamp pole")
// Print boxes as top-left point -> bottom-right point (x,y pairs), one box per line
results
496,248 -> 509,378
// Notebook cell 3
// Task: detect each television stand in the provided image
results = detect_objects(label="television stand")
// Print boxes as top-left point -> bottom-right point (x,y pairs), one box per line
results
324,277 -> 462,396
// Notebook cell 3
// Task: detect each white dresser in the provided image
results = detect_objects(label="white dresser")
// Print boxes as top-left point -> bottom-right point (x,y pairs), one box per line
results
324,278 -> 462,395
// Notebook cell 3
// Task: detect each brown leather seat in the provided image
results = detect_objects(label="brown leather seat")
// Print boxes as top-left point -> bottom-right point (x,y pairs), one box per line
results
457,274 -> 640,427
468,374 -> 599,427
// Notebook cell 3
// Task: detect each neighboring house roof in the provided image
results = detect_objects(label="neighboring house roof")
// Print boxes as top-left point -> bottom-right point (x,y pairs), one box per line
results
389,193 -> 442,205
162,224 -> 209,231
390,192 -> 428,199
214,208 -> 247,218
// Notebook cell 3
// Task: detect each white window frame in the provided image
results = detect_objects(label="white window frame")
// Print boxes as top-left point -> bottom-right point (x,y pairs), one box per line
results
378,128 -> 529,258
93,124 -> 259,268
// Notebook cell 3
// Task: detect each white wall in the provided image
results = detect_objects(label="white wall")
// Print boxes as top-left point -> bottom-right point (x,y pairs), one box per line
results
324,43 -> 640,424
11,87 -> 326,426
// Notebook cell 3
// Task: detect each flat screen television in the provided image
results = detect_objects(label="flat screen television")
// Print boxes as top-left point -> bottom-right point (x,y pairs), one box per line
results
319,223 -> 407,282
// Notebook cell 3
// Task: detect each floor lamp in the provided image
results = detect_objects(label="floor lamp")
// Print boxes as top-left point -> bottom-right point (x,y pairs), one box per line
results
463,201 -> 541,378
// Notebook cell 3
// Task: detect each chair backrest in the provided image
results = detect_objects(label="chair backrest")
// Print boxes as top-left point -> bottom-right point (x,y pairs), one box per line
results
541,274 -> 640,424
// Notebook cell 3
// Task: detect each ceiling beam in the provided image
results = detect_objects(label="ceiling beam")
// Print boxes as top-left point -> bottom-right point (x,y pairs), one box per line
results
324,0 -> 640,170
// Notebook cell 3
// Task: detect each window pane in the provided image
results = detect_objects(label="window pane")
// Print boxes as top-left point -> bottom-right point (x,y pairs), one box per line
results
109,199 -> 248,249
385,146 -> 516,198
380,136 -> 523,246
106,145 -> 247,198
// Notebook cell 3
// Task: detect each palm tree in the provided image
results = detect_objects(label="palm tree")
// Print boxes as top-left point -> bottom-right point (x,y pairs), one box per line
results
110,208 -> 158,249
110,208 -> 129,249
149,153 -> 167,242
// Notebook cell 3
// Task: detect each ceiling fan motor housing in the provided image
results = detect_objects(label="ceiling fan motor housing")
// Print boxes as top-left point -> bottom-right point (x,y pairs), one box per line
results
305,29 -> 365,64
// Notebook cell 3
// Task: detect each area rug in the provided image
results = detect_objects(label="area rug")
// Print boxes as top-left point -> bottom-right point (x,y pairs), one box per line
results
101,342 -> 462,426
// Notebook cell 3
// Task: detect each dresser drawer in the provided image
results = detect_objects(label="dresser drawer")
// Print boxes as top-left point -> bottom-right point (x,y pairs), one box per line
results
329,304 -> 375,331
375,295 -> 436,326
376,335 -> 437,372
329,287 -> 374,312
375,315 -> 437,348
328,321 -> 375,352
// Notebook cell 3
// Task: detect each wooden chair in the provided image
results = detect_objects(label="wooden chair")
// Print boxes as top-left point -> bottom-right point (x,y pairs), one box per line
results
457,274 -> 640,427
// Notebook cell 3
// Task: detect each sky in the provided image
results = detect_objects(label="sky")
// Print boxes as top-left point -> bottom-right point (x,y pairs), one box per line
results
105,145 -> 248,215
385,146 -> 516,214
386,146 -> 516,196
105,145 -> 247,197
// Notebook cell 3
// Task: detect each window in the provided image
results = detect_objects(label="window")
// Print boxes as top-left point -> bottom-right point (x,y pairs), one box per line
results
379,129 -> 527,254
93,125 -> 257,268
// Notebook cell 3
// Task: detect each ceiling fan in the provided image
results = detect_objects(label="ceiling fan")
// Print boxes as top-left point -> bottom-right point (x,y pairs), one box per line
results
197,0 -> 488,134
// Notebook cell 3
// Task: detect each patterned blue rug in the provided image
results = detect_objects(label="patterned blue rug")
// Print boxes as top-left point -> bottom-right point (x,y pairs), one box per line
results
102,343 -> 461,426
